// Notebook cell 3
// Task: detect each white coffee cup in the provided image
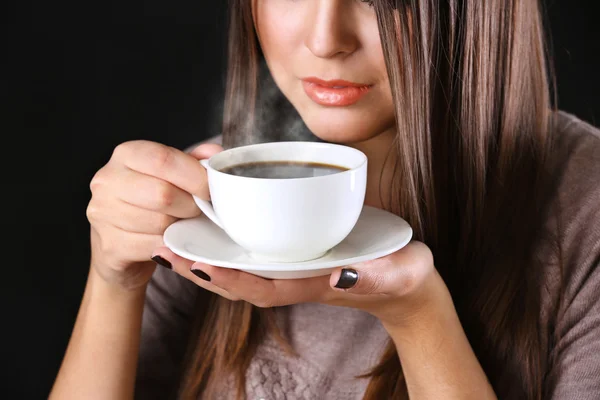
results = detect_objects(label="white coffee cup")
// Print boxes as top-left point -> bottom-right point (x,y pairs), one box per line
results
194,141 -> 367,263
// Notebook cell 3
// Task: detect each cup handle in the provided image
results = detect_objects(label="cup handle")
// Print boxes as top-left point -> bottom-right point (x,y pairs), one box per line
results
194,159 -> 224,229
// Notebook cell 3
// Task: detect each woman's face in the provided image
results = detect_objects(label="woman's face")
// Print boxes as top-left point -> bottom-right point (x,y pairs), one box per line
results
253,0 -> 395,144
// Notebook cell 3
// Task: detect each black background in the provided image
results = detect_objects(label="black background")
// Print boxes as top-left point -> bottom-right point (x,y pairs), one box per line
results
4,1 -> 599,398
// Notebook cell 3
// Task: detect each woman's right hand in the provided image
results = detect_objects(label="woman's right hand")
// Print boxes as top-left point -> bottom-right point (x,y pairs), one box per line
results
86,140 -> 223,291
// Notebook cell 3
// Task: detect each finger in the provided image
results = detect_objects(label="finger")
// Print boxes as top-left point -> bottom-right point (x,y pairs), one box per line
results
191,263 -> 331,307
112,168 -> 201,218
92,224 -> 166,264
89,198 -> 178,234
188,143 -> 224,161
329,241 -> 434,296
113,141 -> 221,200
151,247 -> 240,301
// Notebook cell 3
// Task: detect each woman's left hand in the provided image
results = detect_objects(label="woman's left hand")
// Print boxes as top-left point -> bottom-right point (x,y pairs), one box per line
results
153,240 -> 446,330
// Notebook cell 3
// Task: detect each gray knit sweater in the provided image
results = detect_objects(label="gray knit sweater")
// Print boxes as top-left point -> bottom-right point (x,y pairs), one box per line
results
135,111 -> 600,399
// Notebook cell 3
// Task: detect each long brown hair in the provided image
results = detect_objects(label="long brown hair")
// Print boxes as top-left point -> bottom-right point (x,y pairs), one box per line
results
179,0 -> 556,398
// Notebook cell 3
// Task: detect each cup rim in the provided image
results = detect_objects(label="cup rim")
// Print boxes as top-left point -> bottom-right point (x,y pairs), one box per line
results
204,141 -> 367,182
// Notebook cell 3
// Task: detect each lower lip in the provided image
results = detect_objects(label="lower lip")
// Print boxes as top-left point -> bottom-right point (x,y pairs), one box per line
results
302,81 -> 371,107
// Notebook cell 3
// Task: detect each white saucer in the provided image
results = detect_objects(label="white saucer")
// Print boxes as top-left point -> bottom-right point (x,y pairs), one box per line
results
164,206 -> 413,279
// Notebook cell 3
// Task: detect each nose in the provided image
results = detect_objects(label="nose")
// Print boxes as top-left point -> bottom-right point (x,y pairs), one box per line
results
304,1 -> 359,59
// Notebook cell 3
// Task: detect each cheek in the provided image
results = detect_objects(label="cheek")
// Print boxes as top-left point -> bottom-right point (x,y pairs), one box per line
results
254,4 -> 303,82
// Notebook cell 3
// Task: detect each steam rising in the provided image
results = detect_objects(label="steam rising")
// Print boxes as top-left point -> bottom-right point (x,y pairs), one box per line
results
228,60 -> 320,148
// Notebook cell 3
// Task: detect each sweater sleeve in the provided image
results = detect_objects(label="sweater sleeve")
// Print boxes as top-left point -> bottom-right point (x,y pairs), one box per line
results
546,258 -> 600,399
544,114 -> 600,399
134,266 -> 201,399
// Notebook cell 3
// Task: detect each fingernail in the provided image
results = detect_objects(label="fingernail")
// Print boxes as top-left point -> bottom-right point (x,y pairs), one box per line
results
151,255 -> 172,270
191,269 -> 211,282
335,268 -> 358,289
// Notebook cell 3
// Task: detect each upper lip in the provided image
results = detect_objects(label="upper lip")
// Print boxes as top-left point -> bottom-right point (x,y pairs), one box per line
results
301,77 -> 371,88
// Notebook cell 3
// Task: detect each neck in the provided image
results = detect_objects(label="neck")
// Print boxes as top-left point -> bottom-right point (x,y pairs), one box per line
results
348,128 -> 397,210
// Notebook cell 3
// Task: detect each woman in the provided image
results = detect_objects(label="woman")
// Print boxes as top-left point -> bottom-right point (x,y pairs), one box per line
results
50,0 -> 600,399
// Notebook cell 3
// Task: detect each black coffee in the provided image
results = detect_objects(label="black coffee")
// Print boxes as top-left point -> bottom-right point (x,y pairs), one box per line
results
220,161 -> 348,179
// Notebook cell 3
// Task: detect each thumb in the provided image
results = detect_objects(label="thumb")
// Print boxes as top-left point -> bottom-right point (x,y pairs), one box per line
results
188,143 -> 224,161
329,258 -> 398,295
329,241 -> 433,296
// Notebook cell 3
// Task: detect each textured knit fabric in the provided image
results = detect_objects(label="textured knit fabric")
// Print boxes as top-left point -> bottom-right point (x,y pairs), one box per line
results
135,111 -> 600,400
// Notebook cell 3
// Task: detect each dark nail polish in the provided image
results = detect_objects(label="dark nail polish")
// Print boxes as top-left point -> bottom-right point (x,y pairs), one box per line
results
335,268 -> 358,289
151,255 -> 172,270
192,269 -> 211,282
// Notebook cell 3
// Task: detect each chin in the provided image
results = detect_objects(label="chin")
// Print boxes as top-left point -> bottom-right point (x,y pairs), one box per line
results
299,107 -> 395,144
